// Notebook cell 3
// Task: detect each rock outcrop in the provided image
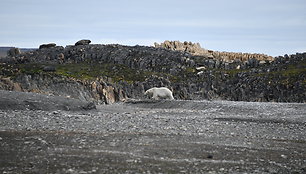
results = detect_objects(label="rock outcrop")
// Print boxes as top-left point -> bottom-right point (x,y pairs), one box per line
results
154,40 -> 274,62
39,43 -> 56,49
1,41 -> 305,103
0,74 -> 126,104
7,47 -> 21,57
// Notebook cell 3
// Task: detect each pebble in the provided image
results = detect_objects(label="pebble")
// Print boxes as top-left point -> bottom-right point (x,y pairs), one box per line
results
207,154 -> 213,159
281,154 -> 288,159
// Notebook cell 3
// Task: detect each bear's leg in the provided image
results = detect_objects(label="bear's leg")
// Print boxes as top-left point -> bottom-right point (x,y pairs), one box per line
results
152,93 -> 159,100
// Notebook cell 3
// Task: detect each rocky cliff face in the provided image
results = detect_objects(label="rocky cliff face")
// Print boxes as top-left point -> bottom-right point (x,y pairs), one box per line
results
0,41 -> 305,103
0,74 -> 126,104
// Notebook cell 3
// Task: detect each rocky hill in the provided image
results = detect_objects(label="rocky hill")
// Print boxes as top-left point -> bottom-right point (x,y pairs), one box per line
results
0,40 -> 305,103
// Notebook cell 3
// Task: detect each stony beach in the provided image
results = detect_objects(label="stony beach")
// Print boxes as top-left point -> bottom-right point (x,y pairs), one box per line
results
1,90 -> 305,173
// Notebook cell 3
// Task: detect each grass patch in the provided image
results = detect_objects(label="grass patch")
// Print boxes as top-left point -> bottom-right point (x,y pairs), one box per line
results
0,63 -> 160,83
222,69 -> 249,76
0,63 -> 44,78
55,63 -> 155,82
257,59 -> 306,78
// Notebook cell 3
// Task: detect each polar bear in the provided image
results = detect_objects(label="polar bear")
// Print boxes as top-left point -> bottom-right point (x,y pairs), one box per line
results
144,87 -> 174,100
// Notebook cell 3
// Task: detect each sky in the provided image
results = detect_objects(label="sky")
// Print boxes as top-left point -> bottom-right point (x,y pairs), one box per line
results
0,0 -> 306,56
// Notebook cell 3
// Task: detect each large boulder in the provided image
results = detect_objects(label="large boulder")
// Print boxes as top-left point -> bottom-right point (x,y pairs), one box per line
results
75,39 -> 91,46
39,43 -> 56,49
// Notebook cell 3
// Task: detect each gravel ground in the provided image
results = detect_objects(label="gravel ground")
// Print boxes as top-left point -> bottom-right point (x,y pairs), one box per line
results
0,93 -> 306,173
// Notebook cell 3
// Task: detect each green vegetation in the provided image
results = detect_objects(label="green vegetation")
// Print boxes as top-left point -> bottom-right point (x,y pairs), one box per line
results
55,63 -> 132,81
0,63 -> 161,83
1,58 -> 305,86
222,69 -> 249,76
169,68 -> 194,83
254,59 -> 306,87
282,64 -> 306,77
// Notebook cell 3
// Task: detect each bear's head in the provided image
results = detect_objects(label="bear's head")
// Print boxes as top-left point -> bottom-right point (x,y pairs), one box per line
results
144,88 -> 154,98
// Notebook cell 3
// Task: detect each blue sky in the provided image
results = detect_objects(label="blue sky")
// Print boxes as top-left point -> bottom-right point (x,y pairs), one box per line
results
0,0 -> 305,56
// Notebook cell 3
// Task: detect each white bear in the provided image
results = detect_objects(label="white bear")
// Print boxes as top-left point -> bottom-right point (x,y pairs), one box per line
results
144,87 -> 174,100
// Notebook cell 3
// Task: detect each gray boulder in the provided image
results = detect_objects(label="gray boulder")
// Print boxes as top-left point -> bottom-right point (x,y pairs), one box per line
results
75,39 -> 91,46
39,43 -> 56,49
43,65 -> 56,72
